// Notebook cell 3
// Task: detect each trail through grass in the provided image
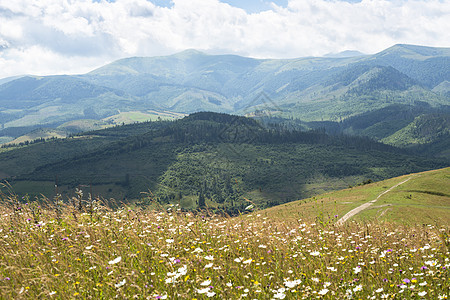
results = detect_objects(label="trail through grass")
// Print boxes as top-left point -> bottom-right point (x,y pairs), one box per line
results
336,176 -> 415,225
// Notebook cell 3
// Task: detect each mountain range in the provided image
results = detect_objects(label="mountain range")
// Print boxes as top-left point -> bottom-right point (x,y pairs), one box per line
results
0,44 -> 449,155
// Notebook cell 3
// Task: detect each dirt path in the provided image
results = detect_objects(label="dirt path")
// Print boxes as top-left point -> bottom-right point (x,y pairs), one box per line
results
336,176 -> 414,225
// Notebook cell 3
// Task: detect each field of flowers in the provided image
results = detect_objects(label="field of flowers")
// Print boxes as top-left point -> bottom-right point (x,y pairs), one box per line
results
0,196 -> 448,299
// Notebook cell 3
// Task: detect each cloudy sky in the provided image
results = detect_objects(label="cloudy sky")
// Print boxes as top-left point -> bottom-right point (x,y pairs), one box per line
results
0,0 -> 449,79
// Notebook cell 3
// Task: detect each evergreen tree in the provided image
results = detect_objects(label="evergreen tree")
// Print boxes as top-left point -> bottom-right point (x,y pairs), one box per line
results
198,188 -> 206,208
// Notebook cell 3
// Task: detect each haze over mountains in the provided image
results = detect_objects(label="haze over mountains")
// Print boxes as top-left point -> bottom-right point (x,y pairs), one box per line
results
0,44 -> 449,155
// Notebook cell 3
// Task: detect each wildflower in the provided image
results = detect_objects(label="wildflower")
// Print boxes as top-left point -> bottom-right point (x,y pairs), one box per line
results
192,248 -> 203,253
310,251 -> 320,256
353,284 -> 362,292
204,255 -> 214,260
418,291 -> 427,297
197,288 -> 209,294
167,271 -> 177,277
115,279 -> 126,288
85,245 -> 93,250
108,256 -> 122,265
318,288 -> 329,295
234,257 -> 243,263
284,279 -> 301,288
419,281 -> 427,286
49,291 -> 57,296
244,205 -> 254,210
165,277 -> 174,284
353,266 -> 361,274
177,265 -> 188,275
205,263 -> 213,268
206,291 -> 216,297
243,258 -> 252,264
376,288 -> 383,293
424,260 -> 437,266
200,279 -> 211,286
166,239 -> 174,244
226,282 -> 232,287
273,291 -> 286,299
403,278 -> 410,284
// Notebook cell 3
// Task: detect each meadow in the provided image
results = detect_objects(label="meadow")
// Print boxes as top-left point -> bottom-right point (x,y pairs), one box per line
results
0,185 -> 448,299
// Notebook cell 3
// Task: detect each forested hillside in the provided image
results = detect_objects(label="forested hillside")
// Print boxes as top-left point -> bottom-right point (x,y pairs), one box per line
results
1,112 -> 446,215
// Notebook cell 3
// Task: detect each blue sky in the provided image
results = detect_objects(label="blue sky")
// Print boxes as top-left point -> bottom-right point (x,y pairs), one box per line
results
221,0 -> 288,13
101,0 -> 292,12
147,0 -> 363,13
0,0 -> 449,78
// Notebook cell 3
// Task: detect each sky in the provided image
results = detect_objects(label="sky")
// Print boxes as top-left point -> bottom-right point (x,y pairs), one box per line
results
0,0 -> 449,79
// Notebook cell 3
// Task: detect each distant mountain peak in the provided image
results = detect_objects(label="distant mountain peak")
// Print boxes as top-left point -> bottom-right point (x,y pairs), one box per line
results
171,49 -> 207,58
176,49 -> 205,55
379,44 -> 450,57
324,50 -> 366,58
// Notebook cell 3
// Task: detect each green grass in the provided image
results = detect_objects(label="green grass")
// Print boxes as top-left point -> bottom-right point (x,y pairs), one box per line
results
260,167 -> 450,226
103,111 -> 185,124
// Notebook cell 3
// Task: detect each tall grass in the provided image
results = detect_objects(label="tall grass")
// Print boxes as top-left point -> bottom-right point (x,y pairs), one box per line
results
0,190 -> 448,299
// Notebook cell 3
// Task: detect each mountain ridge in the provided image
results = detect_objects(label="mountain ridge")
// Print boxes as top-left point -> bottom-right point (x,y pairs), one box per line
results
0,43 -> 448,153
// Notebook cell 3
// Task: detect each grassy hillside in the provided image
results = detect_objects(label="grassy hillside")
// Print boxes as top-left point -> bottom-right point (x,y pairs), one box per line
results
103,110 -> 185,124
261,167 -> 450,226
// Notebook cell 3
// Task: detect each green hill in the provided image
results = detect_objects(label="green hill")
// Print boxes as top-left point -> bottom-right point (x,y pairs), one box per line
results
261,167 -> 450,225
382,114 -> 450,146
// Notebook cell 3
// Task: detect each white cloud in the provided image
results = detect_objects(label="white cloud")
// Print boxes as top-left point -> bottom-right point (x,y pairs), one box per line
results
0,0 -> 449,78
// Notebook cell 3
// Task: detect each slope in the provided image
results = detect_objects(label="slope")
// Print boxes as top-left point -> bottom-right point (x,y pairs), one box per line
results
261,167 -> 450,225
